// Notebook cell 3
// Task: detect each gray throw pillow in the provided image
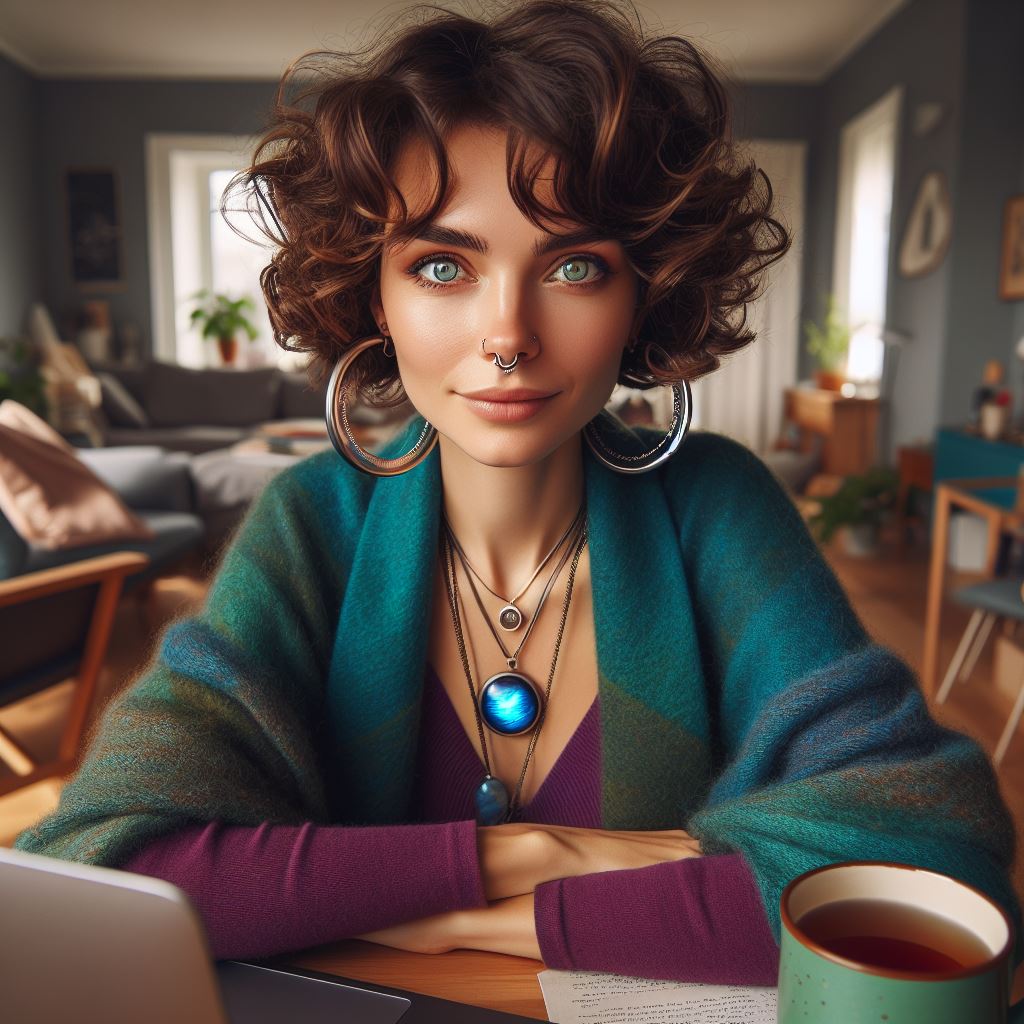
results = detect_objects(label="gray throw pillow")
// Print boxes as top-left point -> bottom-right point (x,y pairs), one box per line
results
97,371 -> 149,428
144,363 -> 281,428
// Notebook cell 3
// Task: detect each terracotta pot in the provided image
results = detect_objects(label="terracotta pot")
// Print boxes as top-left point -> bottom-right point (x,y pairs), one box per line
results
813,369 -> 845,392
217,336 -> 238,365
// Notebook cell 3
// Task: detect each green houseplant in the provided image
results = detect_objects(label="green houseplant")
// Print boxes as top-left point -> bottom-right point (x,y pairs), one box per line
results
807,466 -> 899,556
0,336 -> 47,417
804,294 -> 850,391
188,291 -> 260,366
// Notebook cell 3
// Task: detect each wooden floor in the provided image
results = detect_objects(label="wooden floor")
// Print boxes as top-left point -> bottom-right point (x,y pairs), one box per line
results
1,530 -> 1022,954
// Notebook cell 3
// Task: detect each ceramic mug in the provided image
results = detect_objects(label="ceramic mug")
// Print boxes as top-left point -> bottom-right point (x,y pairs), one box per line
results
778,862 -> 1021,1023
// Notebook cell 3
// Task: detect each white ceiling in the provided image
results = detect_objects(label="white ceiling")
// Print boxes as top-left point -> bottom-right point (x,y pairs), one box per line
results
0,0 -> 907,83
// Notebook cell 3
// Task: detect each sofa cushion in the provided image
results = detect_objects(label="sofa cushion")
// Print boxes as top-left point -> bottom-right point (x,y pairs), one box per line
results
97,371 -> 149,428
143,363 -> 281,428
0,401 -> 154,551
103,425 -> 248,454
280,372 -> 327,419
24,510 -> 203,581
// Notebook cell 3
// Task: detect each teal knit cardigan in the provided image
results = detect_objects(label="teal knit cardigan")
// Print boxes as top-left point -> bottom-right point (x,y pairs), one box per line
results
16,413 -> 1021,944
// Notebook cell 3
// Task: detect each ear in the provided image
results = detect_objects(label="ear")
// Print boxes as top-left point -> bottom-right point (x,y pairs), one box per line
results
369,285 -> 385,333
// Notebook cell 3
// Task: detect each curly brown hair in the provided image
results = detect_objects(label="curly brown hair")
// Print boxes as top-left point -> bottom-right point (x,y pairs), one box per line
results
229,0 -> 791,404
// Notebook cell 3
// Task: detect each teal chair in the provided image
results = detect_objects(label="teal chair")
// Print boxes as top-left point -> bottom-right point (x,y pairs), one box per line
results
936,576 -> 1024,765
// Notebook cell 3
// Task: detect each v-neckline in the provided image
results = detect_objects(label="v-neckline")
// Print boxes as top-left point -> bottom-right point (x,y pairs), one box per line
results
424,662 -> 598,811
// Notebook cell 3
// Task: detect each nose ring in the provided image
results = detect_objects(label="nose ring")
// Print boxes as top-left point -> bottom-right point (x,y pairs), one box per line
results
482,336 -> 537,375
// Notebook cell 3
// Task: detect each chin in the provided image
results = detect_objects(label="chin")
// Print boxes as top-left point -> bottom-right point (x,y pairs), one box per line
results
439,420 -> 576,469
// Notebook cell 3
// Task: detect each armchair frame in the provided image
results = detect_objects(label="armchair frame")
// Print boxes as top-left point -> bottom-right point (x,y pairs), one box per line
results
0,551 -> 148,797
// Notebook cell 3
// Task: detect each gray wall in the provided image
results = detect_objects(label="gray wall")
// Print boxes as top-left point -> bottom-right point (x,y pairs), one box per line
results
942,0 -> 1024,427
34,79 -> 278,352
0,53 -> 41,338
803,0 -> 968,455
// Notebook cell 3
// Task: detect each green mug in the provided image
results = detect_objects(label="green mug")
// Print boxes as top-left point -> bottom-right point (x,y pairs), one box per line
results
778,861 -> 1022,1023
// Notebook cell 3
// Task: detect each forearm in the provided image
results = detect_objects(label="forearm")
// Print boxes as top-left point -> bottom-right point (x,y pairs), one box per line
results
456,893 -> 542,960
477,824 -> 563,900
123,819 -> 488,960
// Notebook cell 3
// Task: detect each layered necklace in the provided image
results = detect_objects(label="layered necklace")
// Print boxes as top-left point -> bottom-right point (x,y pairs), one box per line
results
443,503 -> 585,632
439,508 -> 588,824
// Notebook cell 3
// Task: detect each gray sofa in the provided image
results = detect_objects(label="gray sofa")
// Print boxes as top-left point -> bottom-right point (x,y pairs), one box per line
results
0,447 -> 204,585
94,362 -> 329,454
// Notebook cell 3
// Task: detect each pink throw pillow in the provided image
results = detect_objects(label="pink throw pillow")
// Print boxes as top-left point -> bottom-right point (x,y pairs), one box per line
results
0,401 -> 155,550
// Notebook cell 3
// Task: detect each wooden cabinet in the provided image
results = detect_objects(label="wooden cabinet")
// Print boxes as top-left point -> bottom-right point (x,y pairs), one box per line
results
783,387 -> 882,477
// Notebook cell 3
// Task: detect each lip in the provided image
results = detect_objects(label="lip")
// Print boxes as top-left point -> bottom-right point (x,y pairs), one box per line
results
460,388 -> 558,401
459,389 -> 558,423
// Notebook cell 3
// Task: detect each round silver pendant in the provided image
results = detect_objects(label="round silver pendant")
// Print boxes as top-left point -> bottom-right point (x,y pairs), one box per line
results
498,604 -> 523,631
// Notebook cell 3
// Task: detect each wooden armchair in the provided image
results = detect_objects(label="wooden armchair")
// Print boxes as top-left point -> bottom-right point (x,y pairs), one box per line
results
0,551 -> 148,797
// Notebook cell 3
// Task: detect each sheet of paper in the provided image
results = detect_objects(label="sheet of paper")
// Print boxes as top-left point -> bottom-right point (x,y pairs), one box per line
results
537,969 -> 777,1024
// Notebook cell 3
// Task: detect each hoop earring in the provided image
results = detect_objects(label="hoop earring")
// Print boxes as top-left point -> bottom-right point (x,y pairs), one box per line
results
325,335 -> 438,477
583,346 -> 692,474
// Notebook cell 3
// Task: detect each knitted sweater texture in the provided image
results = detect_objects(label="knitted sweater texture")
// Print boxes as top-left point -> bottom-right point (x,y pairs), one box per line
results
16,412 -> 1021,948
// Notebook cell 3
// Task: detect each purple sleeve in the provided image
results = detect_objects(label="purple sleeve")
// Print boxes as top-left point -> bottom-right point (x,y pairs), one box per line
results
534,852 -> 779,985
121,819 -> 487,960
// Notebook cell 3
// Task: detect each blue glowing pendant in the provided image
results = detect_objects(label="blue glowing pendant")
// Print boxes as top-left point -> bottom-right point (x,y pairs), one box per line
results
477,671 -> 544,736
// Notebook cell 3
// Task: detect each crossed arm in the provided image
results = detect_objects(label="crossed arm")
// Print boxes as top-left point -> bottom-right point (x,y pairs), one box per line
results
357,823 -> 702,959
359,891 -> 541,958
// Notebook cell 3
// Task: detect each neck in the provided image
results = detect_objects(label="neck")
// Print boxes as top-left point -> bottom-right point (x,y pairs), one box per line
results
438,432 -> 585,599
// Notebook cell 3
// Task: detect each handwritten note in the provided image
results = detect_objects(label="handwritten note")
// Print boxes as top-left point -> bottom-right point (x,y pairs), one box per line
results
537,969 -> 777,1024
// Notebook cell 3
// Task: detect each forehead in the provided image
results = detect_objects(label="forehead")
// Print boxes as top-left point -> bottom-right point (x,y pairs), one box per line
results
387,122 -> 562,226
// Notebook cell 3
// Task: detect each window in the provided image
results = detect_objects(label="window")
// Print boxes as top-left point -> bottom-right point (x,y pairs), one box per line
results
146,134 -> 300,369
832,86 -> 902,385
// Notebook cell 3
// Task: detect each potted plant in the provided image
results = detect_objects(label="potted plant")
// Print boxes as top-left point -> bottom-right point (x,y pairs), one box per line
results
188,291 -> 259,366
0,336 -> 47,417
804,295 -> 850,392
807,466 -> 899,556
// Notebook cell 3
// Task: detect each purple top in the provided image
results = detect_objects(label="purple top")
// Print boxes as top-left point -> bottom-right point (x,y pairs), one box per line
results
123,664 -> 778,984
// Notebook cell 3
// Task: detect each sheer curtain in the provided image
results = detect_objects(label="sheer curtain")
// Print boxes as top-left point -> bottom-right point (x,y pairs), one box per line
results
687,140 -> 806,453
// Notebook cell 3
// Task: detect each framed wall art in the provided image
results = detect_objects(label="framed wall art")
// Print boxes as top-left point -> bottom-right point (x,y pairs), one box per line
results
1000,194 -> 1024,300
66,168 -> 125,291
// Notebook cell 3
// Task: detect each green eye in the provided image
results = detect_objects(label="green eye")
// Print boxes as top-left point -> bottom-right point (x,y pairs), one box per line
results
428,260 -> 459,283
561,259 -> 589,282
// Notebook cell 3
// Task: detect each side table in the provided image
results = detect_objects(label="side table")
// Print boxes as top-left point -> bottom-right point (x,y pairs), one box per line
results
783,387 -> 881,476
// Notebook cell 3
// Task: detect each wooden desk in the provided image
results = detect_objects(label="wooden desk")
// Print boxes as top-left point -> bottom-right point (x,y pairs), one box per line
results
279,940 -> 548,1020
783,388 -> 881,476
922,477 -> 1024,699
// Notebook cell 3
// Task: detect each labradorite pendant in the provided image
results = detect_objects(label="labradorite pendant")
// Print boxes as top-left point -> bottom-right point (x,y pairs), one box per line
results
474,774 -> 510,825
478,672 -> 543,736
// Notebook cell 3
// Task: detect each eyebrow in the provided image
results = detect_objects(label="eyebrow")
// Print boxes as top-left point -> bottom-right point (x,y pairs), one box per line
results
394,223 -> 612,257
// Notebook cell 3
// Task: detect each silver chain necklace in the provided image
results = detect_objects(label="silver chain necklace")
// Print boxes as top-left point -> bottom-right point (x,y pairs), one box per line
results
442,502 -> 585,632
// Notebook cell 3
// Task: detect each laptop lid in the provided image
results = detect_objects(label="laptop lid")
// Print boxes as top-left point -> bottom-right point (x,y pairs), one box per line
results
0,845 -> 411,1024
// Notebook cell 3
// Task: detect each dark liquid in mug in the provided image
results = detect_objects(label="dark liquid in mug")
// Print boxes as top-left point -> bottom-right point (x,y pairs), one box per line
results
797,899 -> 991,974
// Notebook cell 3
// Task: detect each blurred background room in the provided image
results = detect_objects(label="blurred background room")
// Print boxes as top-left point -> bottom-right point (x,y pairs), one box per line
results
0,0 -> 1022,939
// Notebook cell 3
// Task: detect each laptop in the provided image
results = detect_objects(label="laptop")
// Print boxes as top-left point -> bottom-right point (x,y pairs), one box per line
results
0,845 -> 539,1024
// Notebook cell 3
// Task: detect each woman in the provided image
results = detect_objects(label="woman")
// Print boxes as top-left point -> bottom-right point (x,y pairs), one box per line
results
17,0 -> 1019,984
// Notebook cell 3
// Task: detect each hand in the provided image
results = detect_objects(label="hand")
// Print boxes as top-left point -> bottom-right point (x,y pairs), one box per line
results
356,908 -> 465,956
478,822 -> 701,901
355,895 -> 541,960
535,823 -> 703,879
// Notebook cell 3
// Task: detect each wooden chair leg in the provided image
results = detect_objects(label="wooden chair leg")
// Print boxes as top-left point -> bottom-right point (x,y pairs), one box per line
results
937,610 -> 985,704
991,671 -> 1024,770
994,673 -> 1024,766
959,613 -> 997,685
